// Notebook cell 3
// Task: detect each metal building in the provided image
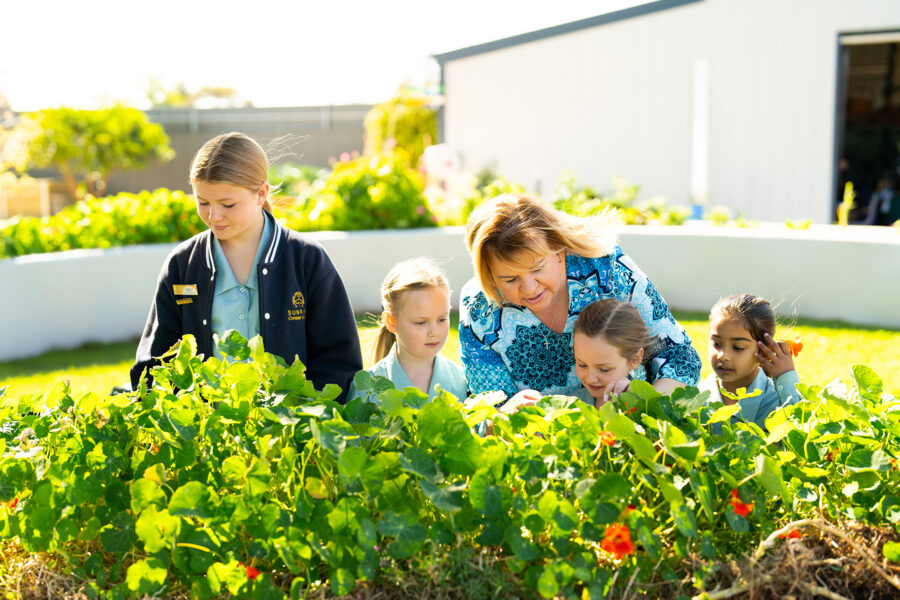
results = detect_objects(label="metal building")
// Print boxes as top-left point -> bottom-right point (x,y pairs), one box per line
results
434,0 -> 900,223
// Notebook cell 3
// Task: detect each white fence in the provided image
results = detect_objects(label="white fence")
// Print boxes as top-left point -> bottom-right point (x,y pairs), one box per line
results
2,224 -> 898,362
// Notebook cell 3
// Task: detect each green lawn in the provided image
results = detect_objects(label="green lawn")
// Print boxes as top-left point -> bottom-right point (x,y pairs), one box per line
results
2,312 -> 898,401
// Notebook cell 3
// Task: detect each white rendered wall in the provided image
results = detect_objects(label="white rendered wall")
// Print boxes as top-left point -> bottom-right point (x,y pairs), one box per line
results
441,0 -> 900,223
0,229 -> 471,362
2,226 -> 898,362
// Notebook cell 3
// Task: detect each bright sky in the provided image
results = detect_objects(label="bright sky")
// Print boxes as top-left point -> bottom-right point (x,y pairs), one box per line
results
1,0 -> 646,111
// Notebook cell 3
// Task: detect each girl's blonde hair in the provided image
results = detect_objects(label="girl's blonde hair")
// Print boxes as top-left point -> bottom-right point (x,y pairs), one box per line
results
710,294 -> 776,343
371,258 -> 451,363
189,132 -> 273,213
465,194 -> 617,305
573,299 -> 658,364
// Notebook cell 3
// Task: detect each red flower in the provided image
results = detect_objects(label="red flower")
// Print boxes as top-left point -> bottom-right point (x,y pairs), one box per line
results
784,338 -> 803,357
511,486 -> 516,494
826,447 -> 839,462
242,563 -> 260,579
598,431 -> 616,447
600,523 -> 635,559
778,529 -> 802,539
149,443 -> 160,455
730,489 -> 754,517
624,503 -> 636,516
8,498 -> 18,510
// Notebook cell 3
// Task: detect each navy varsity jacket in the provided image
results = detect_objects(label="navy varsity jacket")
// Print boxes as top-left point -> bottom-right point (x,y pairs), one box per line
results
131,211 -> 363,401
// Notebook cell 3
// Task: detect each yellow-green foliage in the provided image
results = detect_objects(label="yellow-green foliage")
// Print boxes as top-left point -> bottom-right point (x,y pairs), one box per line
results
276,154 -> 435,231
364,89 -> 438,167
0,188 -> 204,258
3,105 -> 173,197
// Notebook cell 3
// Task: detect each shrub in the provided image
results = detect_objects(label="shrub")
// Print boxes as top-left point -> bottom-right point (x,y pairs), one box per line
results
364,89 -> 438,168
277,154 -> 436,231
1,105 -> 174,199
553,170 -> 690,225
0,188 -> 204,258
268,163 -> 329,200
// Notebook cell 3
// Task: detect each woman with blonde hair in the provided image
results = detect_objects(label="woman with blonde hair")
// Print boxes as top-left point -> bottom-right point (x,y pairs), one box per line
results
132,132 -> 362,400
459,194 -> 700,411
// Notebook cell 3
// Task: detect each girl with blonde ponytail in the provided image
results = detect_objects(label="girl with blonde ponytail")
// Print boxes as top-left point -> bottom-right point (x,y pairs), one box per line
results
348,258 -> 467,403
133,132 -> 362,401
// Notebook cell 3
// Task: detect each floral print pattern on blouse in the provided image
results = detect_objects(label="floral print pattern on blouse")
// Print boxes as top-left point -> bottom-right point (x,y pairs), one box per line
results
459,245 -> 701,399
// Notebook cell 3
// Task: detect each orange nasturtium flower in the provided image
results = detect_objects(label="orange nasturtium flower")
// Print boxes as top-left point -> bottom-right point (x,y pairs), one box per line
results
730,489 -> 754,517
241,563 -> 260,580
777,529 -> 802,540
600,523 -> 635,559
598,431 -> 616,447
784,338 -> 803,357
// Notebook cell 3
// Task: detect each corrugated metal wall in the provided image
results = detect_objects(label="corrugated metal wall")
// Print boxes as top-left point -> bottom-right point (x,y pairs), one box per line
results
440,0 -> 900,223
106,105 -> 370,195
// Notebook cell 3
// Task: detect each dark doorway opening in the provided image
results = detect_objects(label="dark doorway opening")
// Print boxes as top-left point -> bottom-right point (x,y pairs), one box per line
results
835,34 -> 900,225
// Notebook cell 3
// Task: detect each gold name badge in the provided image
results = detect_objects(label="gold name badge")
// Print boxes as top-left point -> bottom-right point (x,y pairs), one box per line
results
173,284 -> 198,296
176,298 -> 193,305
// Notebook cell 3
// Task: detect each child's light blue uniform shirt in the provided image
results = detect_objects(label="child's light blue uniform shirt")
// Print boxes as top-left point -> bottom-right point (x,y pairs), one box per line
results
699,367 -> 801,431
348,344 -> 468,403
210,216 -> 273,359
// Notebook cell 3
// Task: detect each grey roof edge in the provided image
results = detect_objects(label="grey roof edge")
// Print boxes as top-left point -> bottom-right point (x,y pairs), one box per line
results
433,0 -> 704,64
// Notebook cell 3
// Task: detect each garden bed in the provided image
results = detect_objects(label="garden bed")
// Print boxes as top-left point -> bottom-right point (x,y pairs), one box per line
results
2,223 -> 898,362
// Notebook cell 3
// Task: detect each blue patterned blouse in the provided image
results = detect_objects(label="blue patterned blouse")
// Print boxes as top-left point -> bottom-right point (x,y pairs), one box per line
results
458,245 -> 701,399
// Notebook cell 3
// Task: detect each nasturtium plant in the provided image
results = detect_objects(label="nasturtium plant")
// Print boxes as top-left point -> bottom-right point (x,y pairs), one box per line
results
0,334 -> 897,599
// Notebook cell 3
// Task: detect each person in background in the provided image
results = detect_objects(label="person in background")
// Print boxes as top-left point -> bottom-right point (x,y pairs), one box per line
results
131,132 -> 362,401
348,258 -> 467,403
699,293 -> 801,431
459,194 -> 701,414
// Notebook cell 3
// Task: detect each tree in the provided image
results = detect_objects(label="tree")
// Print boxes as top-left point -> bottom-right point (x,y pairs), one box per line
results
3,105 -> 174,198
144,77 -> 250,109
364,88 -> 438,168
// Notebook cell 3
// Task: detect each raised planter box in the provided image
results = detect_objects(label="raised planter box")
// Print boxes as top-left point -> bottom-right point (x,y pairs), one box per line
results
1,224 -> 898,362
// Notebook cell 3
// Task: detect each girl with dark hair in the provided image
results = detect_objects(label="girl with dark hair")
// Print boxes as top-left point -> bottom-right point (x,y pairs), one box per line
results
700,293 -> 801,430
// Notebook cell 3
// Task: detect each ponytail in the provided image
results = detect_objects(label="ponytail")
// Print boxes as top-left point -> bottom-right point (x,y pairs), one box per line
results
371,317 -> 396,363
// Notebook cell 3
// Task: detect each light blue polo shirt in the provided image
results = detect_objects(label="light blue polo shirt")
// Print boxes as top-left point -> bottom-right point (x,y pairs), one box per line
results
347,344 -> 469,403
210,216 -> 273,359
699,367 -> 801,431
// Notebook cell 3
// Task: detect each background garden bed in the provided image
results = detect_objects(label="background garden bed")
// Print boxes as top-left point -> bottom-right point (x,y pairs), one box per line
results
2,223 -> 898,362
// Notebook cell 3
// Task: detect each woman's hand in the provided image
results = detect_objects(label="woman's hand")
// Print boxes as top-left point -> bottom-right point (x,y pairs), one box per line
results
756,333 -> 795,380
501,389 -> 543,414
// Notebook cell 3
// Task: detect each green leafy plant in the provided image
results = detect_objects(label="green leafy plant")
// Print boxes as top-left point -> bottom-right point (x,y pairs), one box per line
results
2,105 -> 174,198
269,163 -> 329,200
0,188 -> 204,258
277,154 -> 435,231
363,89 -> 438,168
1,332 -> 898,599
552,170 -> 690,225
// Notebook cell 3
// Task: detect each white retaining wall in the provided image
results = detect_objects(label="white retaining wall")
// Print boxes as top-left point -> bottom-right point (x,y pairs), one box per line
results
2,225 -> 898,362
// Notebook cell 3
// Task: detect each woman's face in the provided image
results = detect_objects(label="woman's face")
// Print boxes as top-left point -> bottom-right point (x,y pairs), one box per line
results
489,250 -> 566,313
193,180 -> 267,245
